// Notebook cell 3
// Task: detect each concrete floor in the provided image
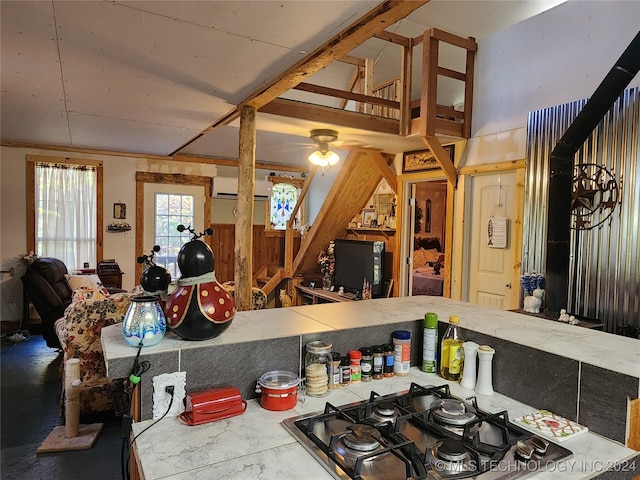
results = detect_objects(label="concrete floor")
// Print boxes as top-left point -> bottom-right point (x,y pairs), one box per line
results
1,332 -> 124,480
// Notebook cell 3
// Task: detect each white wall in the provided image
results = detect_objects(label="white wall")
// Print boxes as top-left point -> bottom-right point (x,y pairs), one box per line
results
465,0 -> 640,166
0,146 -> 268,323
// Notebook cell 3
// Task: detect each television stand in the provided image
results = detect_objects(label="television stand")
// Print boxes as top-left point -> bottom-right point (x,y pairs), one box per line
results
296,285 -> 356,305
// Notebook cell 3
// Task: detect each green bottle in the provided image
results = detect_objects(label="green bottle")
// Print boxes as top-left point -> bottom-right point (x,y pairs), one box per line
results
422,312 -> 438,373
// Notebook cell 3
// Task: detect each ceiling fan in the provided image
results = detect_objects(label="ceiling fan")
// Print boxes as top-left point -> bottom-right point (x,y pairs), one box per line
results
308,128 -> 340,167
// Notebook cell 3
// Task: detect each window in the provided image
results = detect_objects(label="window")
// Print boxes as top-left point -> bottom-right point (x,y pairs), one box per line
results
268,176 -> 305,231
153,193 -> 194,278
27,156 -> 103,271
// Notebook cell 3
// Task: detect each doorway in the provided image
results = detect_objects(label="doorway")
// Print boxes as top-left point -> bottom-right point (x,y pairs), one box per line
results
135,172 -> 212,282
403,180 -> 448,297
463,171 -> 520,309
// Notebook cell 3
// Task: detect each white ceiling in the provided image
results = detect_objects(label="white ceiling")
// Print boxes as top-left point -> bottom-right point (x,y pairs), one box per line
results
1,0 -> 565,168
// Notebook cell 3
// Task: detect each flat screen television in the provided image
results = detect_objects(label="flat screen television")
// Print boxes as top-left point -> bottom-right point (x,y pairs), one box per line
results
333,239 -> 385,297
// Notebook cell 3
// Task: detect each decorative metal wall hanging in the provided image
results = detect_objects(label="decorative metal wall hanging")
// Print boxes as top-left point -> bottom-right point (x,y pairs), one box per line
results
571,163 -> 621,230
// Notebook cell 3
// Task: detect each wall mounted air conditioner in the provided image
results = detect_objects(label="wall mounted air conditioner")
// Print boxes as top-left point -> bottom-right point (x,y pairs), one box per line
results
212,176 -> 271,200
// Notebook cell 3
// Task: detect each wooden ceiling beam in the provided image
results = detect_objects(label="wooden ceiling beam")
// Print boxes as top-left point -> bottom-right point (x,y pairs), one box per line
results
259,98 -> 399,134
243,0 -> 429,109
338,55 -> 366,67
369,151 -> 397,193
173,0 -> 428,156
173,153 -> 309,174
374,30 -> 411,47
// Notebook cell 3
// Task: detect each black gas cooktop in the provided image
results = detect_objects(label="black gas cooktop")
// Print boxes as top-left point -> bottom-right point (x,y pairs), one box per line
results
283,384 -> 572,480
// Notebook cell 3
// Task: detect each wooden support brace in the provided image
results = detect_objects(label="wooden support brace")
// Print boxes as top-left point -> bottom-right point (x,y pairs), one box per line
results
421,136 -> 457,186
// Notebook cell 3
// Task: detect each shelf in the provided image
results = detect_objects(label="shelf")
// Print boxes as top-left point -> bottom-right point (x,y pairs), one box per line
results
346,227 -> 396,239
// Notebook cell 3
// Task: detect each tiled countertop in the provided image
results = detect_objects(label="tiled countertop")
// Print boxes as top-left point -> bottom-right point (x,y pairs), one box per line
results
131,368 -> 638,480
103,296 -> 640,379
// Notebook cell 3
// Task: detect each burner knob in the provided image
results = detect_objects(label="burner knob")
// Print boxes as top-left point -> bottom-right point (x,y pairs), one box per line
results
515,440 -> 534,461
531,436 -> 549,455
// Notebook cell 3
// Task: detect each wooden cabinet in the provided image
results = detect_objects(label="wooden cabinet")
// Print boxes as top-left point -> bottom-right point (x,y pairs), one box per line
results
98,272 -> 123,289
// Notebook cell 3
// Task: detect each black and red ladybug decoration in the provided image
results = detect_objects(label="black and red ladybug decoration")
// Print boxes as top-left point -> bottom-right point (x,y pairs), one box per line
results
164,225 -> 235,340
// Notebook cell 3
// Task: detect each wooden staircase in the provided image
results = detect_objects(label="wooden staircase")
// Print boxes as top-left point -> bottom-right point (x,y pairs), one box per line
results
293,149 -> 396,276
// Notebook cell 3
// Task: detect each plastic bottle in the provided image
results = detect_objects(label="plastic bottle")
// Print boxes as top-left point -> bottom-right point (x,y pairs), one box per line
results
349,350 -> 362,382
359,347 -> 373,382
393,330 -> 411,376
422,312 -> 438,373
440,316 -> 464,381
372,345 -> 384,379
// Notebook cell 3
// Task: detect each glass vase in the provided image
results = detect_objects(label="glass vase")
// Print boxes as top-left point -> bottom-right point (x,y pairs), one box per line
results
322,273 -> 332,291
122,295 -> 166,347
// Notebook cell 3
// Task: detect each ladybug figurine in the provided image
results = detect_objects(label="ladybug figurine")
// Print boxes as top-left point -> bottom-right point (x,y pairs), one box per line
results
164,226 -> 235,340
137,245 -> 172,295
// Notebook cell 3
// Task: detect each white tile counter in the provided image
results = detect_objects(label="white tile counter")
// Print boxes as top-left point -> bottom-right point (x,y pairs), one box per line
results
102,296 -> 639,443
103,296 -> 639,378
131,368 -> 638,480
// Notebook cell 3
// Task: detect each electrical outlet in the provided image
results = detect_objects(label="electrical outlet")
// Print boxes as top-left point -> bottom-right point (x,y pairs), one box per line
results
152,372 -> 186,420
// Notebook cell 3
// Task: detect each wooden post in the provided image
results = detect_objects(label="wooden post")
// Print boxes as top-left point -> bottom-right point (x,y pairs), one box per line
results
399,42 -> 412,135
235,105 -> 256,311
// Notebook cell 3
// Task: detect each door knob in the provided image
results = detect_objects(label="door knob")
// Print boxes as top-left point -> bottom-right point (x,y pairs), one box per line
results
505,283 -> 512,289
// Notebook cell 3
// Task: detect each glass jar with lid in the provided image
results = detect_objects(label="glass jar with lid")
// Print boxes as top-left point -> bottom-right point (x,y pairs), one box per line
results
304,341 -> 332,397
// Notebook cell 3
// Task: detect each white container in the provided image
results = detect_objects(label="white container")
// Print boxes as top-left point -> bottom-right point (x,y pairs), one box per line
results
459,341 -> 479,390
393,330 -> 411,376
475,345 -> 495,395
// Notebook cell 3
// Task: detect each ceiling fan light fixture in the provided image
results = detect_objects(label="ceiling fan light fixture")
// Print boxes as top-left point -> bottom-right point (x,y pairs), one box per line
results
308,129 -> 340,168
308,150 -> 339,167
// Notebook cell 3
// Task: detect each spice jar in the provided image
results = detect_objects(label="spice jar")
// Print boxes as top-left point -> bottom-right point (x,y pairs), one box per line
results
340,356 -> 351,386
329,352 -> 341,390
372,345 -> 384,379
305,341 -> 332,396
349,350 -> 362,382
383,343 -> 395,377
359,347 -> 373,382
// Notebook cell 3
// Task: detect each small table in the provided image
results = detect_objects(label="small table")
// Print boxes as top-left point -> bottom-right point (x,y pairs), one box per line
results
296,285 -> 355,305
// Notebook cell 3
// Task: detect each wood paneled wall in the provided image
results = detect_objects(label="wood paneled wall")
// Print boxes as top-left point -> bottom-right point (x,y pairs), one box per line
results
210,224 -> 300,284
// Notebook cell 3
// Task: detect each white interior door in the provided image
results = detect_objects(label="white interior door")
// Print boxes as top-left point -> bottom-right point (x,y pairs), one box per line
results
466,172 -> 518,310
143,183 -> 205,279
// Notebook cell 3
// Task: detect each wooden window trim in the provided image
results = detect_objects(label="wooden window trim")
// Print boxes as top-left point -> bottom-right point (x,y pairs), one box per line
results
26,155 -> 104,264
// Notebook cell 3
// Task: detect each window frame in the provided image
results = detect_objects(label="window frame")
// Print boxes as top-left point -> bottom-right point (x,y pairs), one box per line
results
26,155 -> 104,266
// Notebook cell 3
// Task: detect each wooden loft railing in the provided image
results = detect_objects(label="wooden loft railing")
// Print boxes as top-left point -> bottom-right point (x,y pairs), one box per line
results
260,27 -> 477,142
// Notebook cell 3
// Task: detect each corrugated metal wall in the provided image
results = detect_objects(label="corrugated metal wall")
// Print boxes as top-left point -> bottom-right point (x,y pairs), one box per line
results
523,87 -> 639,333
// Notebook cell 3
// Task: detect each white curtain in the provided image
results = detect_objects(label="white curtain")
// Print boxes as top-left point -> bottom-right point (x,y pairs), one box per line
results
35,163 -> 97,271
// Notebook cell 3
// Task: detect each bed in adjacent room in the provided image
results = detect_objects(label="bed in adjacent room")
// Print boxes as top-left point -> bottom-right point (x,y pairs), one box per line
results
411,236 -> 445,296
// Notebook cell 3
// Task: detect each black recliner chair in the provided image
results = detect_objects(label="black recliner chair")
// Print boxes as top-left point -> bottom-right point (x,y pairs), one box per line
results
21,258 -> 73,349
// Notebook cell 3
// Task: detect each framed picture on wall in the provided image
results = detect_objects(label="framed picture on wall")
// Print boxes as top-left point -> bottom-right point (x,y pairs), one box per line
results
362,209 -> 377,227
402,145 -> 455,173
113,202 -> 126,219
